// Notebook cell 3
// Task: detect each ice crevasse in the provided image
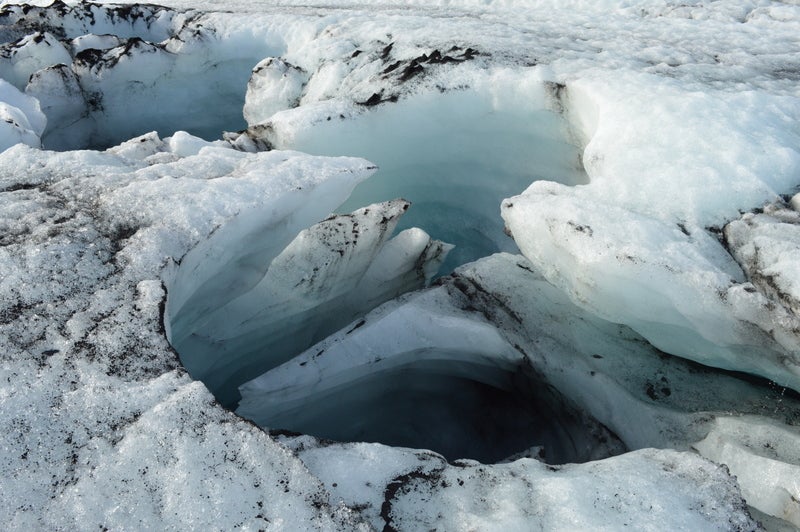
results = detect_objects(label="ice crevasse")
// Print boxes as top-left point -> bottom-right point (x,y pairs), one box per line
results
1,1 -> 800,530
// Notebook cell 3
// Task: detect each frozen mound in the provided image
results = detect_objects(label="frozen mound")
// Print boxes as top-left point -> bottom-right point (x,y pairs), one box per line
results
287,441 -> 755,532
725,196 -> 800,318
2,0 -> 800,530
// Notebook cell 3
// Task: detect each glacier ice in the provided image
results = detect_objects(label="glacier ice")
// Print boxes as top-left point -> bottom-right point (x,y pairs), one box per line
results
0,132 -> 379,530
2,0 -> 800,530
0,78 -> 44,150
290,442 -> 755,532
237,269 -> 629,464
170,198 -> 451,407
258,69 -> 588,273
239,253 -> 800,502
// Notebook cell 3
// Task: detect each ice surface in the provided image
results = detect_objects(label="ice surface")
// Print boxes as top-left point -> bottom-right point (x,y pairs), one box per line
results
290,442 -> 754,532
695,416 -> 800,527
0,2 -> 291,149
725,197 -> 800,317
240,253 -> 800,518
243,57 -> 308,125
237,281 -> 628,464
503,189 -> 800,392
2,0 -> 800,529
0,134 -> 376,529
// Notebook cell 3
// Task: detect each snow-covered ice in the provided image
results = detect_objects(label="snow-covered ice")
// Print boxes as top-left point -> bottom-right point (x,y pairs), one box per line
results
2,0 -> 800,530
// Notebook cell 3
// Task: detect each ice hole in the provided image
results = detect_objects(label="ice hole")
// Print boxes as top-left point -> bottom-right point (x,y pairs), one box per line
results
168,78 -> 591,441
164,69 -> 595,461
35,47 -> 266,151
249,355 -> 625,465
271,83 -> 589,273
0,2 -> 285,150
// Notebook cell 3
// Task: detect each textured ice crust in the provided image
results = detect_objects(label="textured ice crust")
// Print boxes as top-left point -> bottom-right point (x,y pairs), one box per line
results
0,1 -> 289,149
0,133 -> 375,529
290,442 -> 754,532
2,0 -> 800,530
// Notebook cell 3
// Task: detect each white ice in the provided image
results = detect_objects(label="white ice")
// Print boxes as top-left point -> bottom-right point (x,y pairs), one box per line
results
0,78 -> 44,150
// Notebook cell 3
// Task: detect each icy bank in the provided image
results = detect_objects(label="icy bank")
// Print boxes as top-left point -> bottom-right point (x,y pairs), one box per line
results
169,198 -> 451,407
502,78 -> 800,392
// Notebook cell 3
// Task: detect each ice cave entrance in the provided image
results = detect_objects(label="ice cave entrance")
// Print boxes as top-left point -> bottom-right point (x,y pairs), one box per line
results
251,355 -> 626,465
170,81 -> 593,463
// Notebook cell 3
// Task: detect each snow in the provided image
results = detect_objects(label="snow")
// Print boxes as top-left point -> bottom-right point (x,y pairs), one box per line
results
243,57 -> 307,125
726,197 -> 800,316
1,0 -> 800,530
293,442 -> 754,532
0,31 -> 72,90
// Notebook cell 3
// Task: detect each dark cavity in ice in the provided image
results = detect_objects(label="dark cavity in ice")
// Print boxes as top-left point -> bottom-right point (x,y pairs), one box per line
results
258,356 -> 626,465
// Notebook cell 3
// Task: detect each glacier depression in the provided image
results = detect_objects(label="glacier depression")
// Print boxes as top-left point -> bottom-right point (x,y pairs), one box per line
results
1,0 -> 800,530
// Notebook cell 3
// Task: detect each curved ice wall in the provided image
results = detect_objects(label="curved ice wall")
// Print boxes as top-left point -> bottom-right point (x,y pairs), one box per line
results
166,197 -> 453,408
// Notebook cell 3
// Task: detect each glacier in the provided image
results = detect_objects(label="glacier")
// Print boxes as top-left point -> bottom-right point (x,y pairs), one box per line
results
1,0 -> 800,530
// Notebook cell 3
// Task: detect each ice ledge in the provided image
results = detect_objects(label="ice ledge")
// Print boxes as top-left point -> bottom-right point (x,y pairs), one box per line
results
0,134 -> 379,528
